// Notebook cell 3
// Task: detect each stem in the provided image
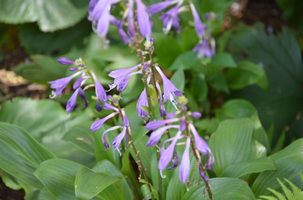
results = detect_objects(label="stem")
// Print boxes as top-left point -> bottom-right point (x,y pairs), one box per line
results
184,113 -> 213,200
117,104 -> 155,200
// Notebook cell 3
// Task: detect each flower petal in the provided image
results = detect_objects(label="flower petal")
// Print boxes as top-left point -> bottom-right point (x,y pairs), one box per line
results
146,125 -> 179,146
90,112 -> 119,131
179,137 -> 191,184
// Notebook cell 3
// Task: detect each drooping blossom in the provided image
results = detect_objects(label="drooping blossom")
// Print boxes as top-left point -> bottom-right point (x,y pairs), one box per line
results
136,0 -> 152,39
193,39 -> 215,58
159,3 -> 181,34
58,57 -> 75,65
179,137 -> 191,183
66,88 -> 80,114
148,0 -> 178,15
91,71 -> 107,112
156,82 -> 167,117
127,0 -> 136,39
155,65 -> 182,108
137,88 -> 149,120
189,2 -> 207,38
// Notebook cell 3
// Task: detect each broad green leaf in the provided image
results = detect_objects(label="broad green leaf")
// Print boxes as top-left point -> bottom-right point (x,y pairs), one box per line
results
0,0 -> 89,32
34,159 -> 82,200
63,121 -> 95,155
153,33 -> 183,68
216,99 -> 259,125
75,166 -> 121,200
132,126 -> 149,144
181,29 -> 199,51
105,55 -> 138,71
194,118 -> 218,135
13,55 -> 67,84
252,139 -> 303,197
228,24 -> 303,146
0,123 -> 55,190
207,73 -> 230,94
209,119 -> 266,176
211,52 -> 237,68
18,20 -> 91,55
221,157 -> 276,178
169,51 -> 199,70
182,178 -> 256,200
227,60 -> 269,90
190,74 -> 208,102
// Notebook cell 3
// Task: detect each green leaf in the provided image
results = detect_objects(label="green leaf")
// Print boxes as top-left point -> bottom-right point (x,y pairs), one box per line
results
0,123 -> 55,190
221,157 -> 276,178
62,121 -> 95,155
216,99 -> 259,124
228,24 -> 303,146
13,55 -> 67,84
34,159 -> 82,200
89,46 -> 134,62
153,33 -> 183,68
190,74 -> 208,101
169,51 -> 199,70
132,126 -> 149,144
170,67 -> 185,91
209,118 -> 267,176
0,0 -> 89,32
252,139 -> 303,197
227,60 -> 269,90
181,29 -> 199,51
75,166 -> 121,200
207,73 -> 230,94
211,52 -> 237,68
182,178 -> 256,200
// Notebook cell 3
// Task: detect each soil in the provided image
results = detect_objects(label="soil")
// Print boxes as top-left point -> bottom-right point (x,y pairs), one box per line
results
0,0 -> 290,199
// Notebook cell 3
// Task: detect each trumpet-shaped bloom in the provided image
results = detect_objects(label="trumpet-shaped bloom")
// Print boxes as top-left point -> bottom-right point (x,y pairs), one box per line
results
137,88 -> 149,120
127,0 -> 136,38
91,71 -> 107,111
193,39 -> 214,58
136,0 -> 152,38
58,57 -> 75,65
179,137 -> 190,183
112,126 -> 127,149
49,71 -> 82,97
158,131 -> 182,170
168,151 -> 178,169
155,65 -> 182,105
156,82 -> 167,117
189,2 -> 206,38
78,88 -> 88,108
146,118 -> 181,130
159,4 -> 181,34
91,112 -> 119,131
148,0 -> 178,15
66,88 -> 80,113
73,76 -> 83,89
146,125 -> 179,146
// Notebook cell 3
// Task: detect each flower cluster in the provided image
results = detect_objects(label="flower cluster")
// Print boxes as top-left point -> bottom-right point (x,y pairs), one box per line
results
48,57 -> 107,113
145,105 -> 214,184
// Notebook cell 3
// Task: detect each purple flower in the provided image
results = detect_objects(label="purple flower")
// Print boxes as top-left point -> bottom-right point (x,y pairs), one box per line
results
136,0 -> 152,38
109,65 -> 142,92
206,151 -> 215,170
127,0 -> 136,38
112,126 -> 127,149
90,0 -> 113,36
167,110 -> 181,119
179,137 -> 190,183
73,75 -> 83,90
58,57 -> 75,65
66,88 -> 80,114
159,4 -> 181,34
102,126 -> 124,150
148,0 -> 177,15
193,39 -> 214,59
156,82 -> 167,117
190,3 -> 207,38
103,103 -> 119,112
199,165 -> 209,182
137,89 -> 149,120
78,88 -> 88,108
91,72 -> 107,112
89,0 -> 98,16
168,151 -> 178,169
146,125 -> 179,146
49,71 -> 82,97
155,65 -> 182,106
158,130 -> 182,170
180,116 -> 186,131
189,112 -> 202,118
91,112 -> 119,131
110,15 -> 131,44
146,118 -> 181,130
121,110 -> 130,127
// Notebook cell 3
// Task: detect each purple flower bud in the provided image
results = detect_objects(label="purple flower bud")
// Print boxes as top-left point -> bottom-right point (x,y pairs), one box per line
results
78,88 -> 87,108
189,112 -> 202,118
95,100 -> 102,112
137,89 -> 149,120
168,151 -> 178,169
180,117 -> 186,131
148,1 -> 177,15
158,130 -> 182,170
206,151 -> 215,170
112,127 -> 127,149
146,118 -> 181,130
189,3 -> 207,38
91,112 -> 119,131
66,89 -> 80,113
179,137 -> 191,184
146,125 -> 179,146
199,165 -> 209,182
73,76 -> 83,90
167,111 -> 181,119
108,65 -> 139,78
136,0 -> 152,38
102,126 -> 123,150
58,57 -> 75,65
69,67 -> 78,71
48,71 -> 82,97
